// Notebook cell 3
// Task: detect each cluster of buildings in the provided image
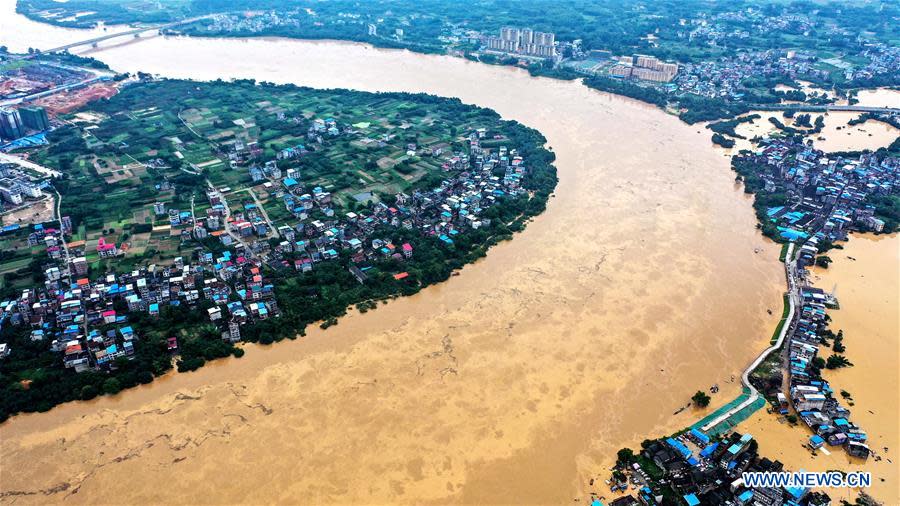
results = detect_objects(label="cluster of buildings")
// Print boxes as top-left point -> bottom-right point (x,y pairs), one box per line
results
684,10 -> 815,49
0,162 -> 47,210
608,54 -> 679,83
483,27 -> 557,59
208,123 -> 530,283
563,50 -> 679,83
189,3 -> 896,102
599,431 -> 831,506
0,108 -> 536,373
672,39 -> 897,102
674,50 -> 830,100
556,8 -> 898,103
681,7 -> 898,86
0,221 -> 279,372
198,10 -> 402,43
744,138 -> 898,243
846,42 -> 900,83
780,285 -> 870,460
732,137 -> 897,461
200,11 -> 305,36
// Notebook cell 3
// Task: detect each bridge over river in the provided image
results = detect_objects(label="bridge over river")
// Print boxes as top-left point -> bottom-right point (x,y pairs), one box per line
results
13,16 -> 212,59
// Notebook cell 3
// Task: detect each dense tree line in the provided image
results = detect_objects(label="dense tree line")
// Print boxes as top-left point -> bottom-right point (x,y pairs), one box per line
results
583,76 -> 668,107
711,133 -> 735,148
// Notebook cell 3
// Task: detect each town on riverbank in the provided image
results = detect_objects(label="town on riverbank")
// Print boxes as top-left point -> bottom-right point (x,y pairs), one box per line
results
589,114 -> 899,506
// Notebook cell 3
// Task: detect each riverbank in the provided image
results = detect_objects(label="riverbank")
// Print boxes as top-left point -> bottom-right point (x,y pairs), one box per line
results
9,0 -> 900,146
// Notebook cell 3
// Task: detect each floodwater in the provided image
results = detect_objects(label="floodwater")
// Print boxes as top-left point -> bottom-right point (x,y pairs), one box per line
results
813,111 -> 900,153
0,2 -> 883,504
853,88 -> 900,109
728,111 -> 899,153
742,234 -> 899,503
775,81 -> 836,101
731,85 -> 899,153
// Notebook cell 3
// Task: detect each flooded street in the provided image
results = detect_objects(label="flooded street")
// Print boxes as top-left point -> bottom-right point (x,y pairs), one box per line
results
0,2 -> 892,503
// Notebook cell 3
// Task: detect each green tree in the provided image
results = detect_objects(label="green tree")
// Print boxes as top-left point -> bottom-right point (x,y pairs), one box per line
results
826,355 -> 852,369
102,378 -> 122,395
617,448 -> 635,465
81,385 -> 99,400
692,390 -> 711,407
811,356 -> 826,371
137,371 -> 154,384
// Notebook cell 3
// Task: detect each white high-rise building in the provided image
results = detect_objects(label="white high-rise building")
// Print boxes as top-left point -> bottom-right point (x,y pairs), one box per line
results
486,27 -> 556,58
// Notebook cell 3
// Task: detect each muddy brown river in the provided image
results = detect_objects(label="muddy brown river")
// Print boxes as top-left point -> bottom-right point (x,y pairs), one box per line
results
0,3 -> 804,503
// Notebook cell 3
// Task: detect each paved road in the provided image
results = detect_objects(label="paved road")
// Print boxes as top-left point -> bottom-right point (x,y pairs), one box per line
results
206,180 -> 258,260
236,187 -> 280,239
53,188 -> 72,274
